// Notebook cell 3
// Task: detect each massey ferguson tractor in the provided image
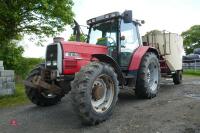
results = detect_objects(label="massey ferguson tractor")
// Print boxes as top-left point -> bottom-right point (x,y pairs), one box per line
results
24,10 -> 183,125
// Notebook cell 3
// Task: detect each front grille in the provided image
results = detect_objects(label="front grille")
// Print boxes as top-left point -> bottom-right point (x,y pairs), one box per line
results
46,44 -> 58,69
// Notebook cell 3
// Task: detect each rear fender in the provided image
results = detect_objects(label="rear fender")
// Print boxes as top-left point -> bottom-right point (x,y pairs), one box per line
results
92,54 -> 124,85
128,46 -> 159,71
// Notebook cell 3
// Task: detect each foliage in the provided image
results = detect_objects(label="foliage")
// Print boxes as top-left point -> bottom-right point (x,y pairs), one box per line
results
68,34 -> 87,42
0,0 -> 74,45
0,42 -> 24,73
17,57 -> 44,79
0,41 -> 43,79
0,83 -> 29,108
181,25 -> 200,54
0,0 -> 72,79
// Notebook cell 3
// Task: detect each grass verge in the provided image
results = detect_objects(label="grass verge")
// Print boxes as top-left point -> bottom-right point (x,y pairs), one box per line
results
0,83 -> 29,108
183,69 -> 200,76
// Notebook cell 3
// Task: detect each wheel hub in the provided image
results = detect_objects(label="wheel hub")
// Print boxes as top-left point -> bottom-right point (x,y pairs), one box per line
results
92,82 -> 105,100
148,63 -> 159,92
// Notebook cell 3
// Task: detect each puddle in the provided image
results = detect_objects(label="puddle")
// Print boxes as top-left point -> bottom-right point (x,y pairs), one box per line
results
185,94 -> 200,100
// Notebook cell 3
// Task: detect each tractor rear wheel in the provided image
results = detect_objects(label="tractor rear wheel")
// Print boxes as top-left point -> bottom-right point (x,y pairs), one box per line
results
25,64 -> 63,106
71,62 -> 119,125
173,70 -> 182,85
135,52 -> 160,99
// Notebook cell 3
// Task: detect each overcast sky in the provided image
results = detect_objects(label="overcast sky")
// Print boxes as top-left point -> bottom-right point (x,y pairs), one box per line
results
22,0 -> 200,58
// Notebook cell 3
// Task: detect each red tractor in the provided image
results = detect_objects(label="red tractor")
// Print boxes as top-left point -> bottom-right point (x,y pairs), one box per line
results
24,10 -> 182,125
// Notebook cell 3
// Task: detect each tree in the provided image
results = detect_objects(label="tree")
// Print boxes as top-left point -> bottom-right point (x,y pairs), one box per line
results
181,25 -> 200,54
0,0 -> 74,44
68,34 -> 87,42
0,0 -> 74,79
0,41 -> 44,80
0,42 -> 25,75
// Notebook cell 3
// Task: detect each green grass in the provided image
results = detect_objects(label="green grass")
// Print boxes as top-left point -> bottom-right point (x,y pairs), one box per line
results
183,69 -> 200,76
0,83 -> 29,108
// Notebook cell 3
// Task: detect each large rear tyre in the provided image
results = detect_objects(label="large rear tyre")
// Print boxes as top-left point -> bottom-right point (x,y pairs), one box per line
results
25,64 -> 63,106
173,70 -> 182,85
71,62 -> 119,125
135,52 -> 160,99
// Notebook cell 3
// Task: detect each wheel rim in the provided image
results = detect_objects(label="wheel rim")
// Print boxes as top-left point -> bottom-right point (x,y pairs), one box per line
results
147,62 -> 159,91
91,74 -> 114,113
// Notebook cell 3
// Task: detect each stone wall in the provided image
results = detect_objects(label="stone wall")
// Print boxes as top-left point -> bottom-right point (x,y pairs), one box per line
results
0,61 -> 15,96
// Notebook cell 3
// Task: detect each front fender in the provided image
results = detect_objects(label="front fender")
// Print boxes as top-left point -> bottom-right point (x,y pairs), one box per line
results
92,54 -> 124,85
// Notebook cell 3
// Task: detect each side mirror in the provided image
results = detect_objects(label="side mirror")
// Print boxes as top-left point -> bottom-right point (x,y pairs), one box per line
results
123,10 -> 132,23
120,36 -> 126,48
120,36 -> 125,41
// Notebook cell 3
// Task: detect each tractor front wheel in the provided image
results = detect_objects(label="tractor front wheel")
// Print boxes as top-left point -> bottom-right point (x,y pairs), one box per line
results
135,52 -> 160,99
71,62 -> 119,125
25,64 -> 63,106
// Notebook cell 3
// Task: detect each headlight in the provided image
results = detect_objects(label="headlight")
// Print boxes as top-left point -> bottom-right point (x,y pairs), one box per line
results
65,52 -> 79,57
46,61 -> 57,66
53,61 -> 57,66
46,61 -> 51,66
65,52 -> 83,60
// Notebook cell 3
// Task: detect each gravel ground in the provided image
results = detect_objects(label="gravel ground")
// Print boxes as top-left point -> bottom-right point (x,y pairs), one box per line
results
0,76 -> 200,133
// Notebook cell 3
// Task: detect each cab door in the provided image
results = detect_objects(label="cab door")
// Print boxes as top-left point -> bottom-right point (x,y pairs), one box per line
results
119,20 -> 140,67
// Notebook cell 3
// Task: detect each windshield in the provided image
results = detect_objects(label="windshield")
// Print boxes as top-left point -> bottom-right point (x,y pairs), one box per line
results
88,19 -> 118,46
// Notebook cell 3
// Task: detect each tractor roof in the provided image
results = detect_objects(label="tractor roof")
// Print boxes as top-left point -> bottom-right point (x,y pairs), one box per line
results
86,10 -> 144,26
87,12 -> 121,25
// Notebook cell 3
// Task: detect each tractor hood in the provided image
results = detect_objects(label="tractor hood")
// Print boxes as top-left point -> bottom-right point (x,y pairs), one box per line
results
61,41 -> 108,56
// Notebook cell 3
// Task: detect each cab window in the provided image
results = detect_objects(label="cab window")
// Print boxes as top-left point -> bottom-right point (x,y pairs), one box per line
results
120,20 -> 140,66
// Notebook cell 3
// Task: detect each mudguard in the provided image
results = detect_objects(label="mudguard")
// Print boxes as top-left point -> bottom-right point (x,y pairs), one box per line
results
92,54 -> 124,85
129,46 -> 159,71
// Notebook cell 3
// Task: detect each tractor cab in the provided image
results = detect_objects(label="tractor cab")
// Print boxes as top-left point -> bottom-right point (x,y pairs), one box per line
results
87,11 -> 142,68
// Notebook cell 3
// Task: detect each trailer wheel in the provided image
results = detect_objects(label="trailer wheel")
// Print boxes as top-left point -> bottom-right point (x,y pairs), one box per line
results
25,64 -> 63,106
71,62 -> 119,125
173,70 -> 182,85
135,52 -> 160,99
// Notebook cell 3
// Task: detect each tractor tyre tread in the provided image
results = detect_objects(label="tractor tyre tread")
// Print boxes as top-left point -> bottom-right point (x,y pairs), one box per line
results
71,62 -> 119,125
135,52 -> 160,99
25,64 -> 63,106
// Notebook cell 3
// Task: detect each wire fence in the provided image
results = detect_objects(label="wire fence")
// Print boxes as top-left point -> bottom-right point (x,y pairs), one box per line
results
183,59 -> 200,71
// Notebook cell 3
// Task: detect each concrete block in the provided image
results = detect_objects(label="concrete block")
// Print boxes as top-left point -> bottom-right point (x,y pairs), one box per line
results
0,64 -> 16,96
6,77 -> 14,82
0,61 -> 3,67
0,82 -> 15,96
0,77 -> 7,87
0,67 -> 4,70
6,82 -> 15,89
0,77 -> 7,84
0,82 -> 7,90
0,70 -> 14,77
0,88 -> 14,96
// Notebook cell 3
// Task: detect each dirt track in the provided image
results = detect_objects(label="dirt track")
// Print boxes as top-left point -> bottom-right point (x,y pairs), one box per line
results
0,76 -> 200,133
